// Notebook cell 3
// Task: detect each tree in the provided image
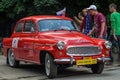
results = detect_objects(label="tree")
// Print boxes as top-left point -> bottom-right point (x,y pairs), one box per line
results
0,0 -> 61,37
0,0 -> 120,37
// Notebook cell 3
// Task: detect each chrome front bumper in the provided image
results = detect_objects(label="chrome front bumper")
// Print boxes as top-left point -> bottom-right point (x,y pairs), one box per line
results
54,57 -> 110,64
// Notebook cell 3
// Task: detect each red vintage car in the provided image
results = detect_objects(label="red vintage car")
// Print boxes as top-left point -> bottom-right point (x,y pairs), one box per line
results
3,15 -> 112,78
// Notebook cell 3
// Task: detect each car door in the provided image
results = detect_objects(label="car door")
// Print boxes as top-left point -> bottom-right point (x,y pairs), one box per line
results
21,20 -> 37,60
12,21 -> 24,59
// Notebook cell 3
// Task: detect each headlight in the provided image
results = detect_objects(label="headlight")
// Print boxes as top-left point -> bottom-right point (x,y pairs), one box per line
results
57,41 -> 65,50
104,41 -> 112,49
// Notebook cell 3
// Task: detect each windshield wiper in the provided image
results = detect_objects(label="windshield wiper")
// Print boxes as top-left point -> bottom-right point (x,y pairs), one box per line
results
70,29 -> 80,32
53,29 -> 69,31
53,29 -> 79,32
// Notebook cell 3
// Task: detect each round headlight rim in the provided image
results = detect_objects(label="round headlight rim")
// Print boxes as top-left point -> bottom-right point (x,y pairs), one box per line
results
57,41 -> 65,50
104,41 -> 112,49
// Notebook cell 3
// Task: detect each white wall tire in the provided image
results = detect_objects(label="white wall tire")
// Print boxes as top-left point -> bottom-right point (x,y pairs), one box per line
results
45,53 -> 57,78
7,49 -> 19,67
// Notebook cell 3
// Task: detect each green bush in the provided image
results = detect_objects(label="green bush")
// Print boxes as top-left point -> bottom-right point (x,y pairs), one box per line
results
0,0 -> 120,37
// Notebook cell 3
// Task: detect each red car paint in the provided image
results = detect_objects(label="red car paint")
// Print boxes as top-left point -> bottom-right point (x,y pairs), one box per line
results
3,15 -> 111,78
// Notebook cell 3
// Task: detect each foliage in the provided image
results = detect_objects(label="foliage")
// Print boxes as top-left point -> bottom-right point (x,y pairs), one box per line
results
0,0 -> 61,36
0,0 -> 120,37
33,0 -> 61,14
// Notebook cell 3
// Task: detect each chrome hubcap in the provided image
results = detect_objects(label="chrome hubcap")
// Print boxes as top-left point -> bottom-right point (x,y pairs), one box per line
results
46,59 -> 50,76
8,50 -> 15,66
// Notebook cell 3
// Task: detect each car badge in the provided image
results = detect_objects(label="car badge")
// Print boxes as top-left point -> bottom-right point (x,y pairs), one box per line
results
76,39 -> 89,43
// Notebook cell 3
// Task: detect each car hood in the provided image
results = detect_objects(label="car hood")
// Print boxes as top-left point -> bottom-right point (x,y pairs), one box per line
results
39,31 -> 98,45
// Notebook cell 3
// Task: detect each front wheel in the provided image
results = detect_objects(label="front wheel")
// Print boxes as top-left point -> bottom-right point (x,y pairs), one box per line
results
7,49 -> 20,68
45,53 -> 57,78
91,62 -> 104,74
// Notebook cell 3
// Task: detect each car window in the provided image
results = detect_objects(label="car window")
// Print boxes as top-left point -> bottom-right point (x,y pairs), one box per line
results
38,19 -> 78,32
24,21 -> 36,32
15,22 -> 24,32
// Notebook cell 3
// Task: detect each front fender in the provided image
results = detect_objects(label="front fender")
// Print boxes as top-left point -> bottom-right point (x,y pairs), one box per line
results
35,43 -> 60,59
92,38 -> 110,57
35,44 -> 55,51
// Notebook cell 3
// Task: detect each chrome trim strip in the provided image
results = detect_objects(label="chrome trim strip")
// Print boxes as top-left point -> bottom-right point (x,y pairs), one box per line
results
34,43 -> 56,46
97,58 -> 111,61
54,58 -> 110,63
54,59 -> 75,63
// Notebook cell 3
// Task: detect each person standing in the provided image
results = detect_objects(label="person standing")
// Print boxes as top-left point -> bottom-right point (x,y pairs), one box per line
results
109,3 -> 120,63
74,12 -> 85,32
74,9 -> 91,34
87,5 -> 107,39
82,8 -> 91,35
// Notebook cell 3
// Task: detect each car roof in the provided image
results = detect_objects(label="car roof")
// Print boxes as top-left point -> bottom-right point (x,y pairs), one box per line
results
20,15 -> 72,21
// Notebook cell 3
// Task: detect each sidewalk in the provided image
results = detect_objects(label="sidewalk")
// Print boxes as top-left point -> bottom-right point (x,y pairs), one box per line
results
105,64 -> 120,71
105,62 -> 120,67
105,53 -> 120,70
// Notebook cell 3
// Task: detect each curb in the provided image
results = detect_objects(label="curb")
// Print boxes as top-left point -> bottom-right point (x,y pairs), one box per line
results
104,64 -> 120,71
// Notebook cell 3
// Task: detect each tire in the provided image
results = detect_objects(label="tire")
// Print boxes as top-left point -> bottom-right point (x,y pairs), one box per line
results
7,49 -> 20,68
45,53 -> 57,78
91,62 -> 104,74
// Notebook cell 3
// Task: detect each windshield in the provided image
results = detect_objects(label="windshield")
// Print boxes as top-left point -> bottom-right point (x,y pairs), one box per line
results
38,19 -> 78,32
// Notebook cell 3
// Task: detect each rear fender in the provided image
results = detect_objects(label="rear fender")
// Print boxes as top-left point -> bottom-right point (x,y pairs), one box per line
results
3,38 -> 13,56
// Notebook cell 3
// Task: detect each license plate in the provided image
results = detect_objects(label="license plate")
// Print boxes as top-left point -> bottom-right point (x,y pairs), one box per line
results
76,57 -> 97,66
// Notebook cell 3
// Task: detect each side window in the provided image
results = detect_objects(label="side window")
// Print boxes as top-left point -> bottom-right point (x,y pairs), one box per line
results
15,22 -> 24,32
24,21 -> 36,32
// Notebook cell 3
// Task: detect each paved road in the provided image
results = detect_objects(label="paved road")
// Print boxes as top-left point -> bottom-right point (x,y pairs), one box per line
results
0,56 -> 120,80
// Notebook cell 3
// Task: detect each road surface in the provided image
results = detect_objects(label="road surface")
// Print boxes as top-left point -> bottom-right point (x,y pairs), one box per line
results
0,56 -> 120,80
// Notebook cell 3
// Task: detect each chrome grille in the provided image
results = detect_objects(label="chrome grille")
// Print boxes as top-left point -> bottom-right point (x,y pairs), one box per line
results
67,46 -> 101,56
